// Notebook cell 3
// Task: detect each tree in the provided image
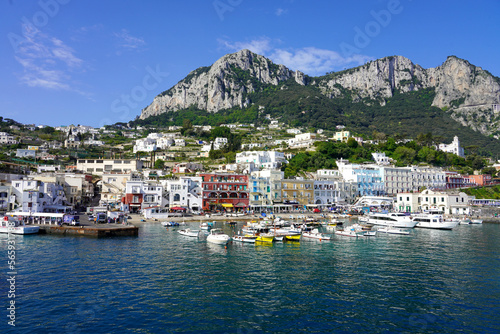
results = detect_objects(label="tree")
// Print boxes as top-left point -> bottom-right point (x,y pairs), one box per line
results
393,146 -> 416,165
347,137 -> 358,149
154,159 -> 165,169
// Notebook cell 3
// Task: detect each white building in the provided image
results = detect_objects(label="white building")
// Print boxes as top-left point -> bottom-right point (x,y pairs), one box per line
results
0,132 -> 18,145
438,136 -> 465,158
372,152 -> 390,165
161,176 -> 203,212
133,137 -> 157,153
77,159 -> 143,175
396,189 -> 472,214
10,179 -> 68,213
235,151 -> 287,170
287,133 -> 317,149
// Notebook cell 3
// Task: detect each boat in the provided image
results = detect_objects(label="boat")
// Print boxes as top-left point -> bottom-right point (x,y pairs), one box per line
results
200,222 -> 211,230
471,219 -> 483,224
362,231 -> 377,237
178,229 -> 200,237
460,218 -> 471,225
412,212 -> 459,230
367,212 -> 417,228
233,234 -> 257,243
162,221 -> 180,227
302,229 -> 331,241
377,226 -> 410,235
254,233 -> 275,243
335,229 -> 358,237
0,216 -> 40,235
206,229 -> 231,245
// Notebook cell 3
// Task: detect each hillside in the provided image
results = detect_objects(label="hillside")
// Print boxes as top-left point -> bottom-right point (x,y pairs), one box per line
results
134,50 -> 500,155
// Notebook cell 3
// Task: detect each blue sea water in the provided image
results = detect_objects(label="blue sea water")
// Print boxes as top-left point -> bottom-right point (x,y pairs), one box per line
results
1,221 -> 499,333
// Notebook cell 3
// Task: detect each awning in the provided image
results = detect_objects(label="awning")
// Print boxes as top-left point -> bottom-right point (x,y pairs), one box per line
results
170,207 -> 186,210
234,202 -> 247,207
222,203 -> 233,208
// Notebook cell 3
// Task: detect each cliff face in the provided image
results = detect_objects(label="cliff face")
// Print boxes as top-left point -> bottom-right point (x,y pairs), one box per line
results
140,49 -> 304,119
139,51 -> 500,136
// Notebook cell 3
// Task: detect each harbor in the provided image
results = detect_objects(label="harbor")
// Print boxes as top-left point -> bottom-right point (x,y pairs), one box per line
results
2,220 -> 499,333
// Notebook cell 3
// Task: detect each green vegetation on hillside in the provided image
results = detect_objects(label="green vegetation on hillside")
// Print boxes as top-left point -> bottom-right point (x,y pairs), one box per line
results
462,185 -> 500,199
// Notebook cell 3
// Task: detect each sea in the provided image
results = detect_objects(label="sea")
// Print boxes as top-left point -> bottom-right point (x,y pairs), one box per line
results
1,220 -> 499,333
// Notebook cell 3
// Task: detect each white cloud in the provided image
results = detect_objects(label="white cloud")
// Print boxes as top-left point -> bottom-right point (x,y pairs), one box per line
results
114,29 -> 146,50
218,37 -> 372,76
217,37 -> 273,56
275,8 -> 287,16
14,26 -> 84,91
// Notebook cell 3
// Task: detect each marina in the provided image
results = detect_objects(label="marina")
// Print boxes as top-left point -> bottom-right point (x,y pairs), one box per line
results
1,219 -> 498,333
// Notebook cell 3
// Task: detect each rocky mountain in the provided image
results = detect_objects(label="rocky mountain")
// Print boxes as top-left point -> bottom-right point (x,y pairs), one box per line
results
140,49 -> 306,119
139,50 -> 500,136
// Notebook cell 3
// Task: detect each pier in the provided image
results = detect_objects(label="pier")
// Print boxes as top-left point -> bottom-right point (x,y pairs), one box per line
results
37,224 -> 139,237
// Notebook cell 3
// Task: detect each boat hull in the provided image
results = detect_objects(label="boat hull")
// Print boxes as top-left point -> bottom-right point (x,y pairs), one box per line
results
0,226 -> 40,235
415,221 -> 459,230
207,236 -> 231,245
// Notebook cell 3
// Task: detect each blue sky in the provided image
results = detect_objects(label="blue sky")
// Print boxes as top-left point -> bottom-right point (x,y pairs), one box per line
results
1,0 -> 499,127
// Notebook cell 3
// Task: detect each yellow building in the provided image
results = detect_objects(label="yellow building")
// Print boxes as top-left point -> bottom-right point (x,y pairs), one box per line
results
333,131 -> 350,142
280,179 -> 314,206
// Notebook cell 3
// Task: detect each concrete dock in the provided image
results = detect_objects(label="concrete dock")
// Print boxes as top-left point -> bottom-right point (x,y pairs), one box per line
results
37,224 -> 139,237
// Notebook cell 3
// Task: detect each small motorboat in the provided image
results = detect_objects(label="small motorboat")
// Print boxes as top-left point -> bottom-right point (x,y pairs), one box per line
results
302,229 -> 331,241
200,222 -> 211,230
470,219 -> 483,224
362,231 -> 377,237
335,229 -> 358,237
233,235 -> 257,243
377,227 -> 410,235
162,221 -> 179,227
207,229 -> 231,245
178,229 -> 200,237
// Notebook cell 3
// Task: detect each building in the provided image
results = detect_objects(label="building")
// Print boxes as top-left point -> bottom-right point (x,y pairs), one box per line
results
235,151 -> 287,170
281,178 -> 314,207
122,180 -> 165,213
133,137 -> 157,153
315,169 -> 358,204
162,176 -> 203,212
200,173 -> 249,212
172,162 -> 204,174
287,133 -> 317,149
337,159 -> 384,196
248,170 -> 284,211
10,179 -> 68,213
100,173 -> 131,208
16,149 -> 37,158
396,189 -> 472,214
333,130 -> 350,142
438,136 -> 465,158
372,152 -> 390,165
77,159 -> 143,175
464,174 -> 492,187
0,132 -> 18,145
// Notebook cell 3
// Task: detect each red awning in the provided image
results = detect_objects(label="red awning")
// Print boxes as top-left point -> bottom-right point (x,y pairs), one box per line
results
170,207 -> 186,211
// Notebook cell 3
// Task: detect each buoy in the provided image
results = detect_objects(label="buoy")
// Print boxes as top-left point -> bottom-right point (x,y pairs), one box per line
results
224,245 -> 227,249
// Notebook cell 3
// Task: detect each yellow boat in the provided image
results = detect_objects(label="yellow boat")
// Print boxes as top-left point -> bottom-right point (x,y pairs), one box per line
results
283,234 -> 301,241
254,233 -> 275,243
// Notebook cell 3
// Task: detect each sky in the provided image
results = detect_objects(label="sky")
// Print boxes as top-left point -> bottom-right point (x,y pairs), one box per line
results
1,0 -> 499,128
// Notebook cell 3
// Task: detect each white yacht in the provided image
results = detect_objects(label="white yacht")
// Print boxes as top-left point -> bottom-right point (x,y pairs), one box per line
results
412,212 -> 459,230
367,212 -> 417,228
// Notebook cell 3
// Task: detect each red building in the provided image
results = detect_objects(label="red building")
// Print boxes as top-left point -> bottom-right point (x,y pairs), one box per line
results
200,173 -> 249,212
445,172 -> 467,189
